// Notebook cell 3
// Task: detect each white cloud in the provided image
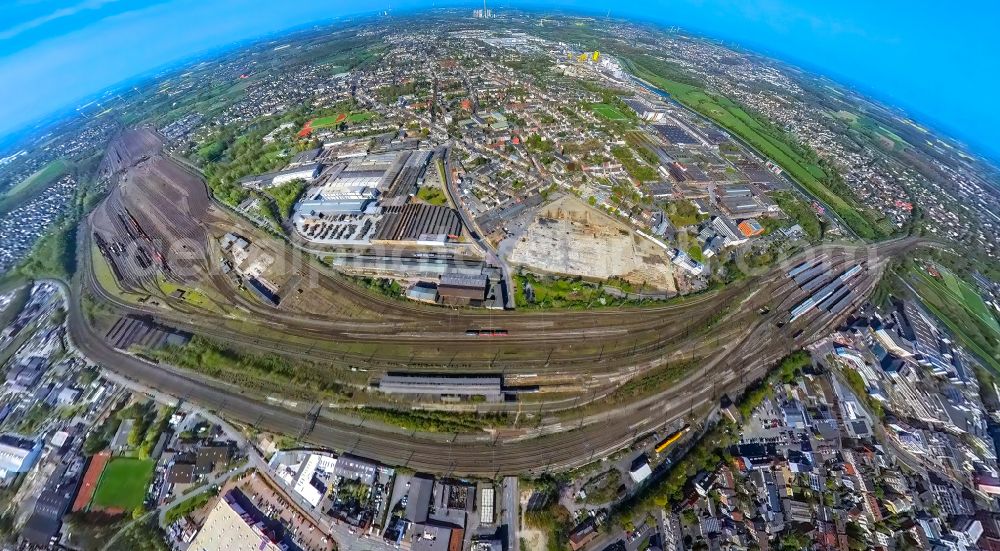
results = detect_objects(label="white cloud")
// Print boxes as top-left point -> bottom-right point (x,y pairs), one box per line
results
0,0 -> 124,40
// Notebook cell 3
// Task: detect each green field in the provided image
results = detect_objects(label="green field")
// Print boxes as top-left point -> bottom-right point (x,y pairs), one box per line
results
416,186 -> 448,206
92,457 -> 155,510
157,274 -> 223,313
907,265 -> 1000,371
611,145 -> 658,181
0,158 -> 73,215
936,266 -> 1000,333
310,111 -> 375,128
589,103 -> 629,121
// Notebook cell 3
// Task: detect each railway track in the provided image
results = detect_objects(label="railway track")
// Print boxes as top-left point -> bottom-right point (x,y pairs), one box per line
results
65,130 -> 933,475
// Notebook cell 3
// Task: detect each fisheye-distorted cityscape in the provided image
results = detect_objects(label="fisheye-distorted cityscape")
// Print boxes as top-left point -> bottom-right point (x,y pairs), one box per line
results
0,2 -> 999,550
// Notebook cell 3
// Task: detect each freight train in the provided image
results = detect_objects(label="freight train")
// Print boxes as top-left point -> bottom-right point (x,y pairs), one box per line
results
465,329 -> 509,337
654,424 -> 690,454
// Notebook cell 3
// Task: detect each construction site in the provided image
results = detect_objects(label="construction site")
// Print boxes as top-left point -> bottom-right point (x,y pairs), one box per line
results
507,195 -> 677,292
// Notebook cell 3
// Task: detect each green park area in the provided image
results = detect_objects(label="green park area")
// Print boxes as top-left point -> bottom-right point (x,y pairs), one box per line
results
308,111 -> 375,129
515,273 -> 658,310
0,158 -> 73,215
416,186 -> 448,206
589,103 -> 629,122
611,145 -> 658,181
91,457 -> 155,510
157,275 -> 223,313
907,264 -> 1000,371
771,192 -> 822,241
625,55 -> 889,240
262,178 -> 307,219
665,199 -> 706,227
516,273 -> 610,309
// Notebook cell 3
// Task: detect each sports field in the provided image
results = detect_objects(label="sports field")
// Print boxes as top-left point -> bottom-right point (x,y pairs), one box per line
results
589,103 -> 629,121
91,457 -> 155,511
73,451 -> 111,512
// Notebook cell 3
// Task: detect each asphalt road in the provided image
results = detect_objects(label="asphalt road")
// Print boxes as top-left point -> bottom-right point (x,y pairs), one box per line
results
440,144 -> 516,309
502,476 -> 519,551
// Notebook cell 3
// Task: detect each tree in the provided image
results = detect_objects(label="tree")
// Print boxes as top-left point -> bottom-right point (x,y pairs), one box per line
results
846,521 -> 868,551
0,511 -> 14,540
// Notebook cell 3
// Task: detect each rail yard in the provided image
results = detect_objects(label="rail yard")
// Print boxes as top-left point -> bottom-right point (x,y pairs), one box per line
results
66,128 -> 929,477
3,8 -> 999,551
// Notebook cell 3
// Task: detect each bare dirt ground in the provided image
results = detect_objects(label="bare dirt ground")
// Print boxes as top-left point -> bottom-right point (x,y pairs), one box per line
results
100,127 -> 163,176
508,195 -> 676,292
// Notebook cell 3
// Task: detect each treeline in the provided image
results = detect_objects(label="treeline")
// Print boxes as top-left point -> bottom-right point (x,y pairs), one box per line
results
611,145 -> 658,182
357,407 -> 508,434
125,402 -> 176,459
522,475 -> 572,551
150,336 -> 348,398
772,192 -> 822,241
164,488 -> 218,525
350,276 -> 404,299
198,106 -> 327,206
262,179 -> 307,220
83,415 -> 121,456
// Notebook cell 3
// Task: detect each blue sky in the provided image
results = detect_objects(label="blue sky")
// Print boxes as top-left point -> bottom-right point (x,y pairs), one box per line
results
1,0 -> 999,161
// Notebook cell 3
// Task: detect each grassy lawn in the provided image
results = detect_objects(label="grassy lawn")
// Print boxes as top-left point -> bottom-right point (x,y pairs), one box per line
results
515,273 -> 659,309
310,111 -> 374,128
589,103 -> 629,121
347,112 -> 374,123
92,457 -> 155,510
416,186 -> 448,206
157,275 -> 220,313
935,266 -> 1000,334
0,158 -> 73,215
91,245 -> 129,297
